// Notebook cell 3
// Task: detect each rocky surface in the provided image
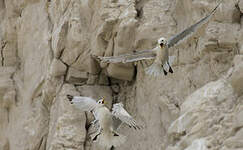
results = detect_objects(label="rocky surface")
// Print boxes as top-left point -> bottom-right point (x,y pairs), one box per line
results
0,0 -> 243,150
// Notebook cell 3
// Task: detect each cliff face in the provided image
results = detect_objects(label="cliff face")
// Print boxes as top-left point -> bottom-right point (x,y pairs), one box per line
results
0,0 -> 243,150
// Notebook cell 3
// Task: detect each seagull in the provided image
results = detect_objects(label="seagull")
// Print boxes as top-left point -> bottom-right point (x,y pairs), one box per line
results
95,1 -> 222,76
66,95 -> 141,149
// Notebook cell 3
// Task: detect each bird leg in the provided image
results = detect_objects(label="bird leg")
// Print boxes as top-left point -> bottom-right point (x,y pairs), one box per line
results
112,131 -> 119,136
92,128 -> 103,141
66,95 -> 73,101
110,145 -> 115,150
162,65 -> 168,76
163,69 -> 168,75
91,119 -> 98,125
92,132 -> 101,141
167,61 -> 174,73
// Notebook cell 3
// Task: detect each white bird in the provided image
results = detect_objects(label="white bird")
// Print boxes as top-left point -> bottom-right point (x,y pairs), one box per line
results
67,95 -> 141,149
95,1 -> 222,76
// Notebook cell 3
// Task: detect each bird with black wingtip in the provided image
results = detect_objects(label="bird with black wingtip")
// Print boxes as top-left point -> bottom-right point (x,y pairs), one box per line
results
95,0 -> 222,77
67,95 -> 142,150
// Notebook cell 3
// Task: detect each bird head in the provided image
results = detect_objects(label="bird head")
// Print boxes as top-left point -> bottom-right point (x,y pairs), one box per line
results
158,37 -> 167,48
97,97 -> 105,105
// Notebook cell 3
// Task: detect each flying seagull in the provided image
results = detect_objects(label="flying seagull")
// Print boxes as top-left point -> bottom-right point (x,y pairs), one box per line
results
95,1 -> 222,76
67,95 -> 141,149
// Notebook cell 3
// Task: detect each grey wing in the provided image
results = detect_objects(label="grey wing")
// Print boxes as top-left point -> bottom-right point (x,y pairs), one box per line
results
97,49 -> 156,64
132,47 -> 158,54
112,103 -> 141,130
68,95 -> 97,112
167,1 -> 222,48
88,119 -> 100,138
112,116 -> 123,131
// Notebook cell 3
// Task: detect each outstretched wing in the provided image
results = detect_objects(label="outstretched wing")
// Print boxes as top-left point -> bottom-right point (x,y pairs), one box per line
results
96,48 -> 157,64
67,95 -> 97,112
167,1 -> 222,48
112,103 -> 141,130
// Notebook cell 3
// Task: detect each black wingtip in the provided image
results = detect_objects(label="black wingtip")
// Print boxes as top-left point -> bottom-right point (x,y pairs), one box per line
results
113,133 -> 119,136
210,0 -> 222,15
110,145 -> 115,150
91,54 -> 102,62
169,67 -> 174,73
163,69 -> 168,76
67,95 -> 73,102
92,133 -> 101,142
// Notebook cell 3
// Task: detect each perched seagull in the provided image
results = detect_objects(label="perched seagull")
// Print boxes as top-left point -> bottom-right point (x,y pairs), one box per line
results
66,95 -> 141,149
95,1 -> 222,76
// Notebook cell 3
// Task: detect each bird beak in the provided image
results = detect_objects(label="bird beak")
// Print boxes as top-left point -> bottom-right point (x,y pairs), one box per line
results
160,43 -> 164,47
102,99 -> 106,104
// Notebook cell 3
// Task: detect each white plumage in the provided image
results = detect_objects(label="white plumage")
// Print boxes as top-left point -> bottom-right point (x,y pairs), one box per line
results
95,1 -> 222,76
67,95 -> 141,149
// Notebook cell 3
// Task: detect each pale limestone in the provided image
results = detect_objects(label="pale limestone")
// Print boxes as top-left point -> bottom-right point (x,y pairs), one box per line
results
239,0 -> 243,13
184,139 -> 208,150
66,67 -> 88,83
234,104 -> 243,127
240,44 -> 243,54
2,90 -> 16,109
229,55 -> 243,96
46,84 -> 86,150
0,0 -> 243,150
107,63 -> 135,81
215,0 -> 241,23
50,59 -> 67,77
0,137 -> 9,150
168,79 -> 236,150
224,128 -> 243,149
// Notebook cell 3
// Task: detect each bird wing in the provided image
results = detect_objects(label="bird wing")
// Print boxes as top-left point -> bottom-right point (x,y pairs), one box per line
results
97,48 -> 157,64
167,1 -> 222,48
112,103 -> 141,130
88,119 -> 101,138
112,116 -> 123,131
69,96 -> 98,112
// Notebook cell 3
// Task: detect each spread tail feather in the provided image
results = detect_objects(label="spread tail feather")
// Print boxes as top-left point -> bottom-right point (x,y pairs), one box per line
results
163,56 -> 176,72
98,132 -> 126,149
145,63 -> 165,76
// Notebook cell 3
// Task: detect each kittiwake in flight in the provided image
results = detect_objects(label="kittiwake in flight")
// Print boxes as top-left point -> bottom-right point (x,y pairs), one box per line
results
66,95 -> 142,149
95,1 -> 222,76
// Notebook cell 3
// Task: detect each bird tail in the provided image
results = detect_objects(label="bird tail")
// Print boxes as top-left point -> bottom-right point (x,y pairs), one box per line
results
163,56 -> 176,72
66,95 -> 73,101
145,63 -> 165,76
98,132 -> 126,149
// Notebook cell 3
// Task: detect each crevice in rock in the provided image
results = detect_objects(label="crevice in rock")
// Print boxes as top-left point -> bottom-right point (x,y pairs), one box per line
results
158,106 -> 167,136
59,58 -> 70,82
58,48 -> 65,59
234,2 -> 242,24
1,0 -> 6,9
31,79 -> 45,103
37,136 -> 44,150
69,51 -> 82,66
135,7 -> 143,19
171,12 -> 178,29
133,65 -> 138,80
1,48 -> 4,66
188,78 -> 197,89
1,41 -> 7,66
134,0 -> 148,20
10,70 -> 18,105
62,0 -> 72,17
232,126 -> 243,136
6,108 -> 9,123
